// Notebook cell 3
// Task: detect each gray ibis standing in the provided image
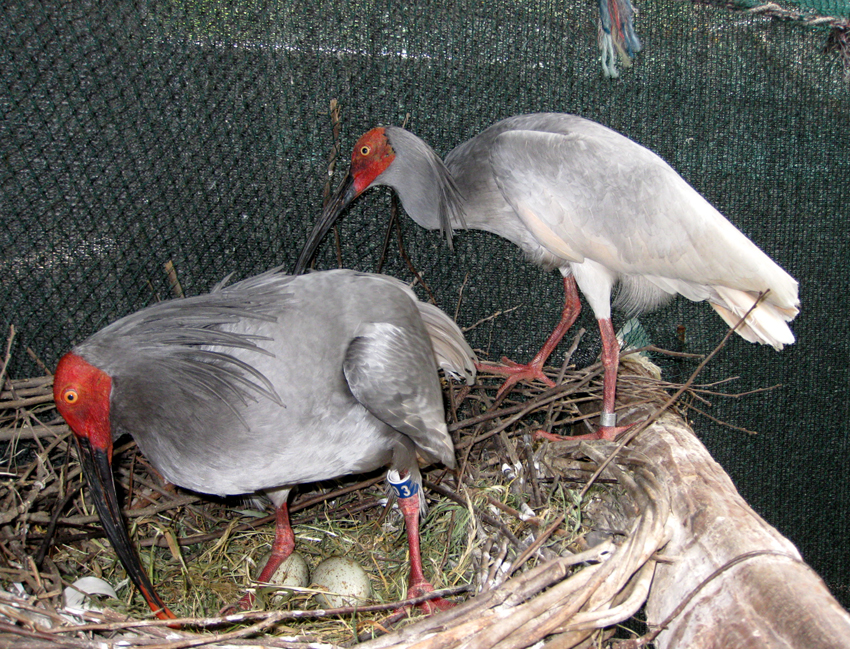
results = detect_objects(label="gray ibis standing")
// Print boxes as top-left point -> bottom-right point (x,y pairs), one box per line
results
53,268 -> 475,619
294,113 -> 799,439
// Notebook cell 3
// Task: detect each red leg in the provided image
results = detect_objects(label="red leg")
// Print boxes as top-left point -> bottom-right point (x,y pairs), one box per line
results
595,317 -> 633,440
477,276 -> 582,399
392,480 -> 453,614
534,317 -> 634,442
228,502 -> 295,612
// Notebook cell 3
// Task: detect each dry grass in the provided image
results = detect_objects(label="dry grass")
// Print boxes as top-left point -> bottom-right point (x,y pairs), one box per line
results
0,102 -> 781,647
0,334 -> 743,648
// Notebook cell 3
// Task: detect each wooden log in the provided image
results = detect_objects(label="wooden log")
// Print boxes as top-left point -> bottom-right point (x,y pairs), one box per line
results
628,411 -> 850,648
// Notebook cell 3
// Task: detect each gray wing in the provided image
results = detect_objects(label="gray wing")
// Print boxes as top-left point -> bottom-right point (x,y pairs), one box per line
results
343,321 -> 455,469
488,128 -> 797,305
79,269 -> 297,412
343,271 -> 477,383
414,301 -> 476,384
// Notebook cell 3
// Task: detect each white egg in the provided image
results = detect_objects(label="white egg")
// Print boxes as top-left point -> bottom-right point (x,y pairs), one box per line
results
312,557 -> 373,608
257,551 -> 310,601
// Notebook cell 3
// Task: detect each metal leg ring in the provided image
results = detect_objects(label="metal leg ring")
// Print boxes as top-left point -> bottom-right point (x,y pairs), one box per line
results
599,411 -> 617,428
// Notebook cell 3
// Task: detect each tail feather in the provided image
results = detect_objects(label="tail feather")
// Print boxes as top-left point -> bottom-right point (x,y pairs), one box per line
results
710,286 -> 798,350
415,302 -> 477,383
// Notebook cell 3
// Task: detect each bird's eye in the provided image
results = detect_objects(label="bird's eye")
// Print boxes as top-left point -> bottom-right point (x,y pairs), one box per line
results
360,146 -> 371,156
63,389 -> 78,404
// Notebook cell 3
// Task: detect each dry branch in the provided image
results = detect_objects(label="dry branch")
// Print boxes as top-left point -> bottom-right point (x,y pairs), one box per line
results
2,348 -> 849,648
634,412 -> 850,649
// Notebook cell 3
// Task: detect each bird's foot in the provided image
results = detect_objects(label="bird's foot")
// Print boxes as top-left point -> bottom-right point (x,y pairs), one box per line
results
405,580 -> 454,614
533,422 -> 636,442
476,358 -> 557,400
388,579 -> 454,617
218,594 -> 254,616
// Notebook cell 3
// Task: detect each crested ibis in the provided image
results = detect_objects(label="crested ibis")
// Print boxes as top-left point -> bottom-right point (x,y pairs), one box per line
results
53,268 -> 475,618
294,113 -> 799,439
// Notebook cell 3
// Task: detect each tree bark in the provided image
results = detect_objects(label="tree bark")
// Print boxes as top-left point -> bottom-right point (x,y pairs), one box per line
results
629,411 -> 850,649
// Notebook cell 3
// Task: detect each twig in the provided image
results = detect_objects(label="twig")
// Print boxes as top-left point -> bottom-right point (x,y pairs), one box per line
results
1,375 -> 52,392
678,402 -> 759,435
321,99 -> 342,209
394,194 -> 437,304
322,100 -> 345,270
0,424 -> 68,442
508,513 -> 566,576
544,329 -> 586,433
578,292 -> 771,501
461,306 -> 521,333
1,394 -> 54,409
454,369 -> 600,450
521,434 -> 544,509
621,345 -> 704,359
454,272 -> 470,324
482,494 -> 541,526
137,476 -> 386,548
164,260 -> 184,299
26,347 -> 51,376
33,484 -> 82,567
0,325 -> 15,390
50,585 -> 472,634
375,200 -> 397,275
22,494 -> 200,526
424,479 -> 522,549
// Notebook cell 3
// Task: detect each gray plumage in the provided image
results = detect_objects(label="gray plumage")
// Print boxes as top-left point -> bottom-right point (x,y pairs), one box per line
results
73,268 -> 475,509
381,114 -> 799,348
378,126 -> 466,249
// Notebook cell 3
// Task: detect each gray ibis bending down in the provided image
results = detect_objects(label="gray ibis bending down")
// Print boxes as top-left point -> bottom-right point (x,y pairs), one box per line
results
294,113 -> 799,439
53,268 -> 475,619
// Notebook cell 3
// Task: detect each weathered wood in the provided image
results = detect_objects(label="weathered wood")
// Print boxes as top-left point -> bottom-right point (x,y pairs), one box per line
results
3,367 -> 848,648
629,411 -> 850,649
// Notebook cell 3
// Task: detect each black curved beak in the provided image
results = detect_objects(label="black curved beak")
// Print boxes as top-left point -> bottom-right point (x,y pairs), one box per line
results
75,437 -> 176,620
293,173 -> 358,275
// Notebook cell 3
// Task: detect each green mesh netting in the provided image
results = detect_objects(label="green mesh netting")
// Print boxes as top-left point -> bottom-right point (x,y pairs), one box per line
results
2,0 -> 849,609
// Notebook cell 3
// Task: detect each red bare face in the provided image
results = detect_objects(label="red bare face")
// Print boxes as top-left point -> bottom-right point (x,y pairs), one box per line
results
350,128 -> 396,195
53,351 -> 175,619
54,352 -> 113,457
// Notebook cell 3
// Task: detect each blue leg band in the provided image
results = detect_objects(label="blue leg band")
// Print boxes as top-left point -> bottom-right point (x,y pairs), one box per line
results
387,470 -> 419,500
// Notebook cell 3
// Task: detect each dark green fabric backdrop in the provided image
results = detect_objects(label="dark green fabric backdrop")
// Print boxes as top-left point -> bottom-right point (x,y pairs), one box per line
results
2,0 -> 848,607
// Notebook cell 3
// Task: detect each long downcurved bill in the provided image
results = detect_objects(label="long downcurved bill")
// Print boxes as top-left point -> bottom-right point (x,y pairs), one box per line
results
293,173 -> 357,275
75,437 -> 176,620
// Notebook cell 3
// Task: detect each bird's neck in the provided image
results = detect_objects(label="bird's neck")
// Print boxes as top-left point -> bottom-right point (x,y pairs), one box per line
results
379,131 -> 466,239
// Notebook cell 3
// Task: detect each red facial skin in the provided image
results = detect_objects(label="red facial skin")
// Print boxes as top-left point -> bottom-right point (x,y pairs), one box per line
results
350,128 -> 396,195
53,352 -> 177,621
54,353 -> 113,457
292,127 -> 398,276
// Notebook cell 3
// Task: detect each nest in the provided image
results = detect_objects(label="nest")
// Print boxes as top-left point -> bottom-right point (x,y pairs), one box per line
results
0,325 -> 730,649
